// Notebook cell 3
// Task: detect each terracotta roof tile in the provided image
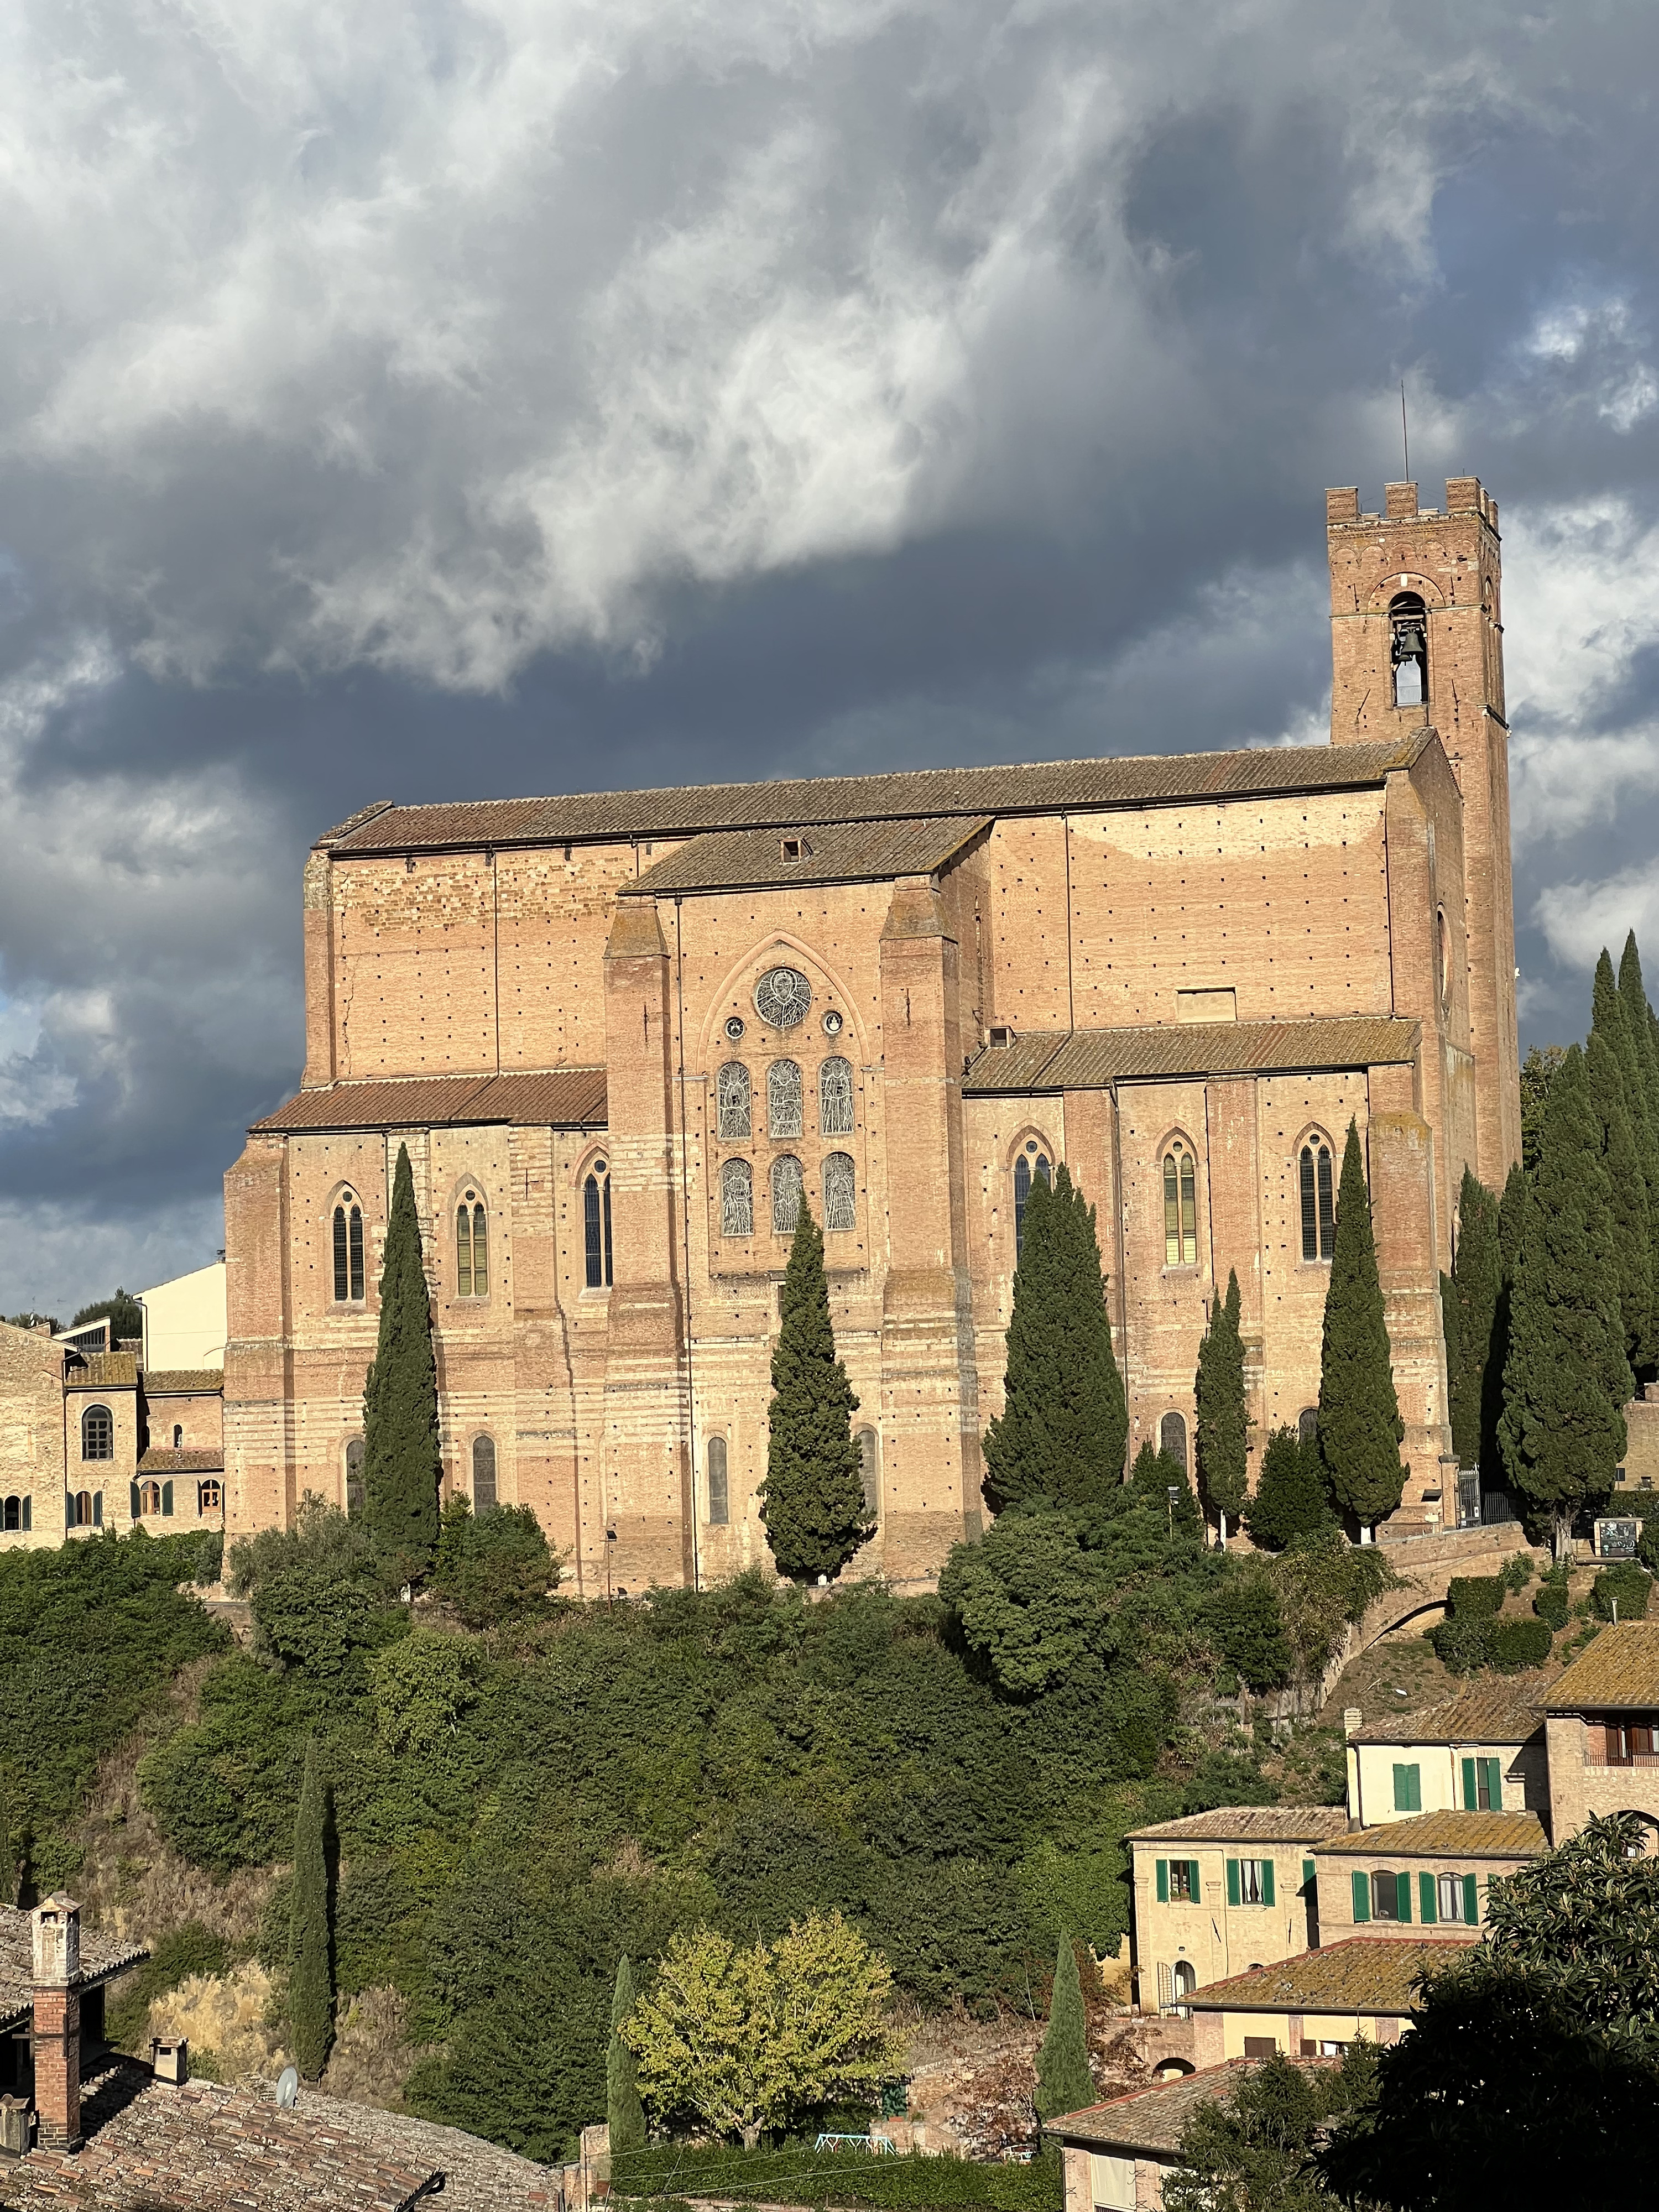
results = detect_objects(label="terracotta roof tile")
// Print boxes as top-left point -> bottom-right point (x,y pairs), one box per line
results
251,1068 -> 607,1136
1047,2057 -> 1336,2156
319,735 -> 1434,854
1545,1622 -> 1659,1710
141,1369 -> 225,1396
0,1907 -> 148,2030
1321,1810 -> 1547,1858
1187,1936 -> 1476,2014
963,1015 -> 1419,1093
64,1352 -> 138,1389
623,815 -> 993,896
1129,1806 -> 1352,1845
1347,1684 -> 1544,1745
138,1448 -> 224,1474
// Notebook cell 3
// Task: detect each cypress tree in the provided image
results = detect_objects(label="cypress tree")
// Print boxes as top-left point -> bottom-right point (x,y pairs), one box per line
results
288,1738 -> 333,2081
1317,1120 -> 1405,1540
1243,1425 -> 1334,1552
759,1203 -> 871,1582
982,1163 -> 1127,1513
1444,1168 -> 1503,1474
1034,1934 -> 1095,2124
1617,932 -> 1659,1379
1585,1019 -> 1651,1367
607,1955 -> 646,2152
362,1143 -> 441,1573
1194,1269 -> 1248,1542
1500,1045 -> 1631,1559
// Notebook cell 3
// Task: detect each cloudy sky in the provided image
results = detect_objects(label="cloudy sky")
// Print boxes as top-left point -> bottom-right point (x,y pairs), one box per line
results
2,0 -> 1657,1319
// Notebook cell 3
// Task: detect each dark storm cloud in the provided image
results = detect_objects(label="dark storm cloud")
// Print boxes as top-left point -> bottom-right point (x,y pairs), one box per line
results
1,0 -> 1657,1312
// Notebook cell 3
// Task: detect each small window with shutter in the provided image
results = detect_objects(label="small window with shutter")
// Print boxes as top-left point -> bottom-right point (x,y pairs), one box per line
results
1392,1763 -> 1421,1813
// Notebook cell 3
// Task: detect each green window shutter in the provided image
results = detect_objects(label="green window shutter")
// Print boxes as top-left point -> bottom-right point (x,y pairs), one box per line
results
1352,1871 -> 1370,1923
1302,1859 -> 1316,1892
1396,1870 -> 1411,1923
1462,1756 -> 1478,1811
1483,1757 -> 1503,1809
1156,1859 -> 1168,1903
1463,1874 -> 1479,1925
1227,1859 -> 1241,1907
1261,1859 -> 1275,1906
1188,1860 -> 1202,1902
129,1480 -> 141,1520
161,1480 -> 174,1517
1406,1765 -> 1421,1811
1392,1764 -> 1418,1812
1418,1871 -> 1437,1924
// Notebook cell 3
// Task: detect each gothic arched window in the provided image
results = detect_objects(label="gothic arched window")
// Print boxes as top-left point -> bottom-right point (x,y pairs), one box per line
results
71,1490 -> 100,1528
707,1436 -> 729,1526
1390,590 -> 1428,708
818,1057 -> 853,1136
721,1158 -> 754,1237
456,1190 -> 488,1297
857,1427 -> 879,1520
81,1405 -> 113,1462
1013,1145 -> 1052,1260
332,1192 -> 365,1302
823,1152 -> 856,1233
1,1495 -> 25,1532
1297,1406 -> 1319,1447
1300,1138 -> 1335,1261
768,1060 -> 804,1139
717,1062 -> 752,1141
771,1155 -> 804,1235
345,1437 -> 365,1519
584,1158 -> 613,1288
472,1434 -> 497,1510
1163,1141 -> 1197,1266
1160,1412 -> 1188,1475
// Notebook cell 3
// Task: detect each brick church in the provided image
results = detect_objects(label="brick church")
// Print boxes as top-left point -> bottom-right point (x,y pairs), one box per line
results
223,477 -> 1520,1589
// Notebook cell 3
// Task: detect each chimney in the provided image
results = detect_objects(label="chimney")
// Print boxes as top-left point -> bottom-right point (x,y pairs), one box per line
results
30,1896 -> 82,2152
150,2037 -> 189,2086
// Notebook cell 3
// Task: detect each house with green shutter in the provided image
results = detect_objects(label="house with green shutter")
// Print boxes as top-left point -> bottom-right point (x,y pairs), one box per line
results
1183,1936 -> 1475,2066
1314,1808 -> 1547,1944
1125,1807 -> 1349,2015
1341,1684 -> 1547,1826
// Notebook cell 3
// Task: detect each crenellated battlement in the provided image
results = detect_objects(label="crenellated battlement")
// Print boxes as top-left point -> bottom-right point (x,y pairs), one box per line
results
1326,478 -> 1499,530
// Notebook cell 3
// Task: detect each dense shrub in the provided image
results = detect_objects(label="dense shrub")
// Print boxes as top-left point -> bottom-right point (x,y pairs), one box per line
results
611,2146 -> 1063,2210
1429,1613 -> 1493,1676
1591,1563 -> 1652,1622
432,1497 -> 559,1627
1533,1575 -> 1570,1630
1499,1553 -> 1536,1594
1488,1617 -> 1553,1672
1447,1576 -> 1505,1619
1243,1427 -> 1334,1552
1206,1576 -> 1292,1692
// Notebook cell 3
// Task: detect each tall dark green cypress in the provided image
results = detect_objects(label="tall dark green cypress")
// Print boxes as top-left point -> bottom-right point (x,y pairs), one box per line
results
1499,1045 -> 1631,1559
1585,1016 -> 1651,1368
288,1738 -> 333,2081
362,1143 -> 442,1573
1317,1120 -> 1405,1538
1034,1934 -> 1095,2124
1618,932 -> 1659,1380
982,1163 -> 1126,1512
1443,1167 -> 1502,1474
759,1203 -> 870,1581
1242,1425 -> 1334,1551
1195,1269 -> 1248,1541
607,1955 -> 646,2152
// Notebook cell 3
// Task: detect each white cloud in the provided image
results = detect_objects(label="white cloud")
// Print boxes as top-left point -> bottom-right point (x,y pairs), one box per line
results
1533,862 -> 1659,975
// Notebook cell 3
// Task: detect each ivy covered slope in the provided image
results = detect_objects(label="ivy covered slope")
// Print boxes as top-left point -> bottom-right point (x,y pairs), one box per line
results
131,1488 -> 1384,2163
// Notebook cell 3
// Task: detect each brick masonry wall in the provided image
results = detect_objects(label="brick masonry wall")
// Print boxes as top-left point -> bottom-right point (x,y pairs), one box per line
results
0,1324 -> 66,1550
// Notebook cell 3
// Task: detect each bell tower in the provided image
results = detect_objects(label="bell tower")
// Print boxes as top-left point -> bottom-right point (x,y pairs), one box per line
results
1326,477 -> 1520,1186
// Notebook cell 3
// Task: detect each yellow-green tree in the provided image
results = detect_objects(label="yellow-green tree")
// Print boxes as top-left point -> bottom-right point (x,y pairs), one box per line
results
620,1912 -> 906,2147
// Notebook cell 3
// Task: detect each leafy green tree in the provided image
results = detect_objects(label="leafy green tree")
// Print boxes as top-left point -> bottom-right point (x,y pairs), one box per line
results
759,1204 -> 870,1582
608,1955 -> 647,2153
1206,1571 -> 1292,1693
1243,1426 -> 1333,1552
1317,1121 -> 1405,1539
1034,1934 -> 1094,2124
982,1164 -> 1126,1514
621,1912 -> 906,2146
1128,1441 -> 1203,1542
1167,2046 -> 1376,2212
1320,1814 -> 1659,2210
432,1495 -> 559,1627
940,1512 -> 1112,1696
1443,1168 -> 1503,1474
3,1311 -> 59,1334
70,1288 -> 144,1345
1195,1270 -> 1248,1542
226,1495 -> 404,1688
288,1737 -> 334,2080
1500,1046 -> 1630,1559
362,1144 -> 442,1574
1585,999 -> 1652,1367
368,1627 -> 481,1756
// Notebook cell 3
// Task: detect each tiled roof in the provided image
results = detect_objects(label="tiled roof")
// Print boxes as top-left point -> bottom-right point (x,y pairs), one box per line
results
963,1015 -> 1420,1094
138,1447 -> 224,1474
251,1067 -> 607,1135
1348,1684 -> 1543,1744
622,814 -> 993,896
1321,1811 -> 1547,1859
8,2060 -> 559,2210
317,734 -> 1434,854
141,1369 -> 225,1396
63,1352 -> 138,1389
1129,1805 -> 1352,1845
0,1907 -> 148,2031
1187,1936 -> 1476,2015
1545,1623 -> 1659,1711
1046,2058 -> 1334,2156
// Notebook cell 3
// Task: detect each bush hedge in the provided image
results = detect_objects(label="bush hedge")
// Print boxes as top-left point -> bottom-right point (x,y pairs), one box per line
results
1488,1617 -> 1553,1672
611,2146 -> 1063,2211
1591,1564 -> 1652,1623
1428,1614 -> 1494,1676
1446,1577 -> 1505,1619
1533,1578 -> 1570,1630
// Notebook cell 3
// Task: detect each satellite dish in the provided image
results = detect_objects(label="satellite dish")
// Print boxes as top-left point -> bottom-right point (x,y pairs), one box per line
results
276,2066 -> 300,2109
